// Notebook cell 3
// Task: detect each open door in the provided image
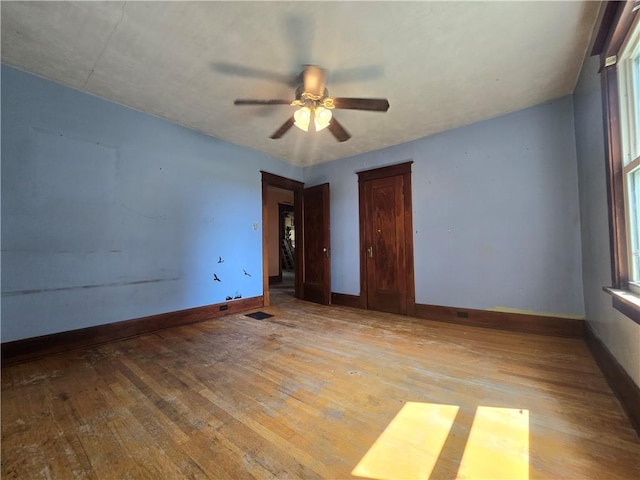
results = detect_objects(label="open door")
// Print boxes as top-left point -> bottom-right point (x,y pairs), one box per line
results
302,183 -> 331,304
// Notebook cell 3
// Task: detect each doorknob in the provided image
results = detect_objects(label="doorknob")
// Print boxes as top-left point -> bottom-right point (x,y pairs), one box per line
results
366,246 -> 373,258
323,247 -> 330,258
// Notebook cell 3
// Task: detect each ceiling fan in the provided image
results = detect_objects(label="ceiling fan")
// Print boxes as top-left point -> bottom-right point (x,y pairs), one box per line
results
234,65 -> 389,142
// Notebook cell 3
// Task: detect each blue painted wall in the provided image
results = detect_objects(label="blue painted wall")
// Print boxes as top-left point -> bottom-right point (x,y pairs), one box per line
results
1,64 -> 587,343
305,96 -> 585,318
1,65 -> 303,342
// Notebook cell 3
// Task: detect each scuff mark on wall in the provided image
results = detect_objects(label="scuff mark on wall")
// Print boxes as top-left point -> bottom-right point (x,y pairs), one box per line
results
2,277 -> 180,297
120,202 -> 166,220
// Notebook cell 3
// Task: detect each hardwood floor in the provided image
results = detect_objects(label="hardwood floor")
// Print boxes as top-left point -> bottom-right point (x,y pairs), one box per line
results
2,292 -> 639,479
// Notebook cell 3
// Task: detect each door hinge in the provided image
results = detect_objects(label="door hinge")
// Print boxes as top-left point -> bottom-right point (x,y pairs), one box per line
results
605,55 -> 617,67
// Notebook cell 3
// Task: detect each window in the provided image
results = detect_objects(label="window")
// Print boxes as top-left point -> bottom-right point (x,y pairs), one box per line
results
617,17 -> 640,292
593,1 -> 640,323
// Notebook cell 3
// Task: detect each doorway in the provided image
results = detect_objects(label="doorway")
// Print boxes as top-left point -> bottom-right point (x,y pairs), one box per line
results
267,200 -> 295,302
261,172 -> 303,306
279,203 -> 296,288
261,171 -> 332,307
358,162 -> 415,315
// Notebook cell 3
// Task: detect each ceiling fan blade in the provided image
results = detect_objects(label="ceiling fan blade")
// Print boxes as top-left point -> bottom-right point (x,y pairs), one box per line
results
303,65 -> 327,97
212,62 -> 297,86
270,116 -> 295,139
331,98 -> 390,112
328,117 -> 351,142
234,99 -> 293,106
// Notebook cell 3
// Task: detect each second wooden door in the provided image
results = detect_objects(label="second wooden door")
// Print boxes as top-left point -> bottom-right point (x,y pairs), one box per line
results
359,163 -> 414,315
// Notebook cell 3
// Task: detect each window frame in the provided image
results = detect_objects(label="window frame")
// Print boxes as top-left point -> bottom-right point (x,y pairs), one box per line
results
593,0 -> 640,324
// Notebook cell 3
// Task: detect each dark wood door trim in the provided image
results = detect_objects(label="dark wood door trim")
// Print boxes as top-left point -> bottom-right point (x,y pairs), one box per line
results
357,161 -> 415,315
261,172 -> 304,306
357,161 -> 413,182
262,171 -> 305,191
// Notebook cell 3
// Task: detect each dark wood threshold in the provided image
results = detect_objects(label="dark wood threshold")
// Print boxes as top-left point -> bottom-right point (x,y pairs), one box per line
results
603,287 -> 640,325
1,296 -> 264,367
414,303 -> 583,338
585,322 -> 640,437
331,292 -> 362,309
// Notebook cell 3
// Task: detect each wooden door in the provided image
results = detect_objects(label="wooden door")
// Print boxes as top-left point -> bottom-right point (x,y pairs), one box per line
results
302,183 -> 331,304
359,163 -> 415,315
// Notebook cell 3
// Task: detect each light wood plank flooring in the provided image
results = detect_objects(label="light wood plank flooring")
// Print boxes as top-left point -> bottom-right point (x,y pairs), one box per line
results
2,290 -> 639,479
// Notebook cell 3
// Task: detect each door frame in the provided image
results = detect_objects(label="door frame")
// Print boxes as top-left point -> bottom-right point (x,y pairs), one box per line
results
261,171 -> 304,306
357,161 -> 415,315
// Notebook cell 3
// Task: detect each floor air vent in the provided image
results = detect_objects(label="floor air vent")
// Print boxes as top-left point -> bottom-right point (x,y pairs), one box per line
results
245,311 -> 273,320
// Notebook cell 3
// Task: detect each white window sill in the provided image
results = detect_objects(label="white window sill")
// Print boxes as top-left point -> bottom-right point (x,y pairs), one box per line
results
603,287 -> 640,325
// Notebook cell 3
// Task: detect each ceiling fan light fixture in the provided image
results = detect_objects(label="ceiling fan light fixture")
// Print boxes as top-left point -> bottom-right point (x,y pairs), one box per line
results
293,106 -> 332,133
294,106 -> 311,132
234,65 -> 387,141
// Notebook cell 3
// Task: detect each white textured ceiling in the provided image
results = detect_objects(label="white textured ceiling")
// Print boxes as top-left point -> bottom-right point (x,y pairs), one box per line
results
1,1 -> 600,166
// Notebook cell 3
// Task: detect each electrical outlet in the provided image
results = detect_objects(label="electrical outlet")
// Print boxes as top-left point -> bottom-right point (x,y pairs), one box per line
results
219,304 -> 229,311
253,223 -> 258,230
456,311 -> 469,318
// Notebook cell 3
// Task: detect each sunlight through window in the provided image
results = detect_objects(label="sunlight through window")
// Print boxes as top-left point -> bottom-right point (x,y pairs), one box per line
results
351,402 -> 459,480
457,406 -> 529,480
351,403 -> 529,480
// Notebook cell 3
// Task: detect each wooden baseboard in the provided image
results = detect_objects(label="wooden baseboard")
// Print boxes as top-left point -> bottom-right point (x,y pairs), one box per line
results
329,295 -> 582,338
585,322 -> 640,436
331,292 -> 362,309
1,296 -> 264,367
414,303 -> 584,338
268,275 -> 282,285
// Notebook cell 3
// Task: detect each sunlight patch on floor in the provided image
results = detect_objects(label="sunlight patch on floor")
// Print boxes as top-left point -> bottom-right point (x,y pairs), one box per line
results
351,402 -> 529,480
457,406 -> 529,480
351,402 -> 459,480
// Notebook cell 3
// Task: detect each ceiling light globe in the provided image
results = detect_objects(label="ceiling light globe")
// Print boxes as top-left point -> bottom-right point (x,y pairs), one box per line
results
314,107 -> 332,132
294,107 -> 311,132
